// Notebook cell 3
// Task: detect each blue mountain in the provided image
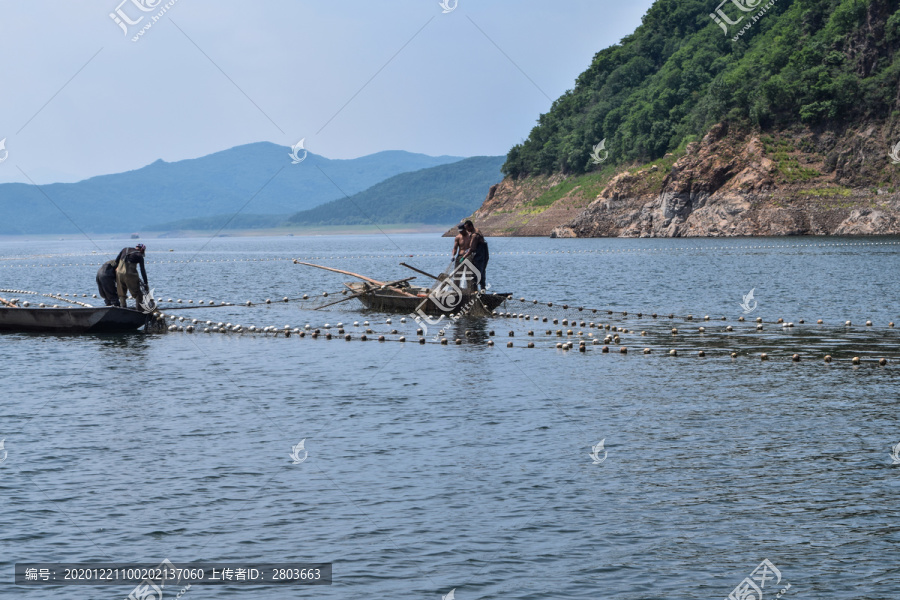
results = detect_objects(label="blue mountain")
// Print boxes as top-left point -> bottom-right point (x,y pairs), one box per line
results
0,142 -> 462,234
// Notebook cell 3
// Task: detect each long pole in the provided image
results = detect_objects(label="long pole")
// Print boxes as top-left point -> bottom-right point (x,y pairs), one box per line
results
294,261 -> 418,297
399,262 -> 442,281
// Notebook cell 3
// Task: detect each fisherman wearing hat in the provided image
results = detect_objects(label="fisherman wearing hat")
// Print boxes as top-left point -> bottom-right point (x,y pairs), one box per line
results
115,243 -> 149,309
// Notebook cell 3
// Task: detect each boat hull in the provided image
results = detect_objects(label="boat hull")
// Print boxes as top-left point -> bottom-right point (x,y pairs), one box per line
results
0,306 -> 149,334
348,283 -> 508,316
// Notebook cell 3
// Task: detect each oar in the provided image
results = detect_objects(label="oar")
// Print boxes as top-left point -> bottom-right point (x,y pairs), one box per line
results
399,262 -> 442,281
0,297 -> 17,308
294,261 -> 391,286
315,291 -> 368,310
294,261 -> 418,297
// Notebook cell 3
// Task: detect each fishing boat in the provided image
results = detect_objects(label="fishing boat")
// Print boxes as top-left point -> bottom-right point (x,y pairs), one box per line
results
345,281 -> 508,316
0,306 -> 150,334
295,261 -> 509,316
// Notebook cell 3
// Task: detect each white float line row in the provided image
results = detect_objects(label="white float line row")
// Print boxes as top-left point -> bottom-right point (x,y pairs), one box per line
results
500,298 -> 898,329
158,310 -> 891,347
3,238 -> 899,266
156,318 -> 894,365
0,289 -> 354,308
0,259 -> 295,268
5,287 -> 895,331
153,310 -> 894,362
0,289 -> 94,308
495,308 -> 897,330
140,294 -> 900,330
441,320 -> 898,342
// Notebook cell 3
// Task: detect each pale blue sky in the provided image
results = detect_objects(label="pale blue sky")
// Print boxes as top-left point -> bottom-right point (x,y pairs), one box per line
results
0,0 -> 655,184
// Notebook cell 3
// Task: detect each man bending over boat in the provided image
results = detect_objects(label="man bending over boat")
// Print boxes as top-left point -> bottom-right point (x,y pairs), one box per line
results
95,260 -> 120,307
115,243 -> 149,309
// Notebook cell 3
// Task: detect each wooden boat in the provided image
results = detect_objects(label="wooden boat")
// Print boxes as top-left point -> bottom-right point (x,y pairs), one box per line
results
295,261 -> 510,316
346,281 -> 508,316
0,306 -> 150,333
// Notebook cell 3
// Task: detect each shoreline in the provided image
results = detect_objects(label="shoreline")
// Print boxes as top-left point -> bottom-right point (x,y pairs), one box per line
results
0,223 -> 452,242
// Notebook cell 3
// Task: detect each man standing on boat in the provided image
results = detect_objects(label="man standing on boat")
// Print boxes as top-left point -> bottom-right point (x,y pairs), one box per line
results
451,223 -> 470,266
463,220 -> 489,291
115,243 -> 149,309
451,223 -> 471,286
95,260 -> 120,307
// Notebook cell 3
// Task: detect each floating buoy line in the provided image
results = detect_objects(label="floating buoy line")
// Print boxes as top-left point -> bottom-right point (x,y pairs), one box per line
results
2,238 -> 899,267
3,286 -> 896,367
146,308 -> 895,367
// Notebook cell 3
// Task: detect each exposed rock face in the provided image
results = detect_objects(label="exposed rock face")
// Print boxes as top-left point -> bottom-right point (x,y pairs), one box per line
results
460,123 -> 900,238
461,174 -> 591,237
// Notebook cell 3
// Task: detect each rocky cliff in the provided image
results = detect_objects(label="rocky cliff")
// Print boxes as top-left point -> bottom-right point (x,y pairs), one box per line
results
463,122 -> 900,238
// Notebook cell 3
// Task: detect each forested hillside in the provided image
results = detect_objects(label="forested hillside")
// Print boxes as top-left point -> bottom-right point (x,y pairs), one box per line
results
503,0 -> 900,178
466,0 -> 900,238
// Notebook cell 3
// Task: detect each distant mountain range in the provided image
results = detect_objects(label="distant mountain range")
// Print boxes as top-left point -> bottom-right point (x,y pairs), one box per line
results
286,156 -> 505,226
0,142 -> 468,235
142,158 -> 504,232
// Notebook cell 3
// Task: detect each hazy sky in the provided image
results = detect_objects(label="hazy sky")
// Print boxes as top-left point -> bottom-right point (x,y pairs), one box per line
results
0,1 -> 654,184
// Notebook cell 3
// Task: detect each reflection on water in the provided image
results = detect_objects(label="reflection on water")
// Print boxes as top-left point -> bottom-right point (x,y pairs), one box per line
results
442,316 -> 492,345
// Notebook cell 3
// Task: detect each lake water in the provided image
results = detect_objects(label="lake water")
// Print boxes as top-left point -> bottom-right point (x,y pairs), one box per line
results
2,233 -> 899,599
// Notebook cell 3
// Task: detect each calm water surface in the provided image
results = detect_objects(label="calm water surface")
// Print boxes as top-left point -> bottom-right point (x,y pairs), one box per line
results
1,233 -> 899,599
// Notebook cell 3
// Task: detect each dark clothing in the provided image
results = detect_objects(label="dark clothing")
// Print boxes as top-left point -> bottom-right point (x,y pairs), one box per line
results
115,247 -> 148,286
468,233 -> 489,290
471,252 -> 488,290
96,260 -> 120,306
